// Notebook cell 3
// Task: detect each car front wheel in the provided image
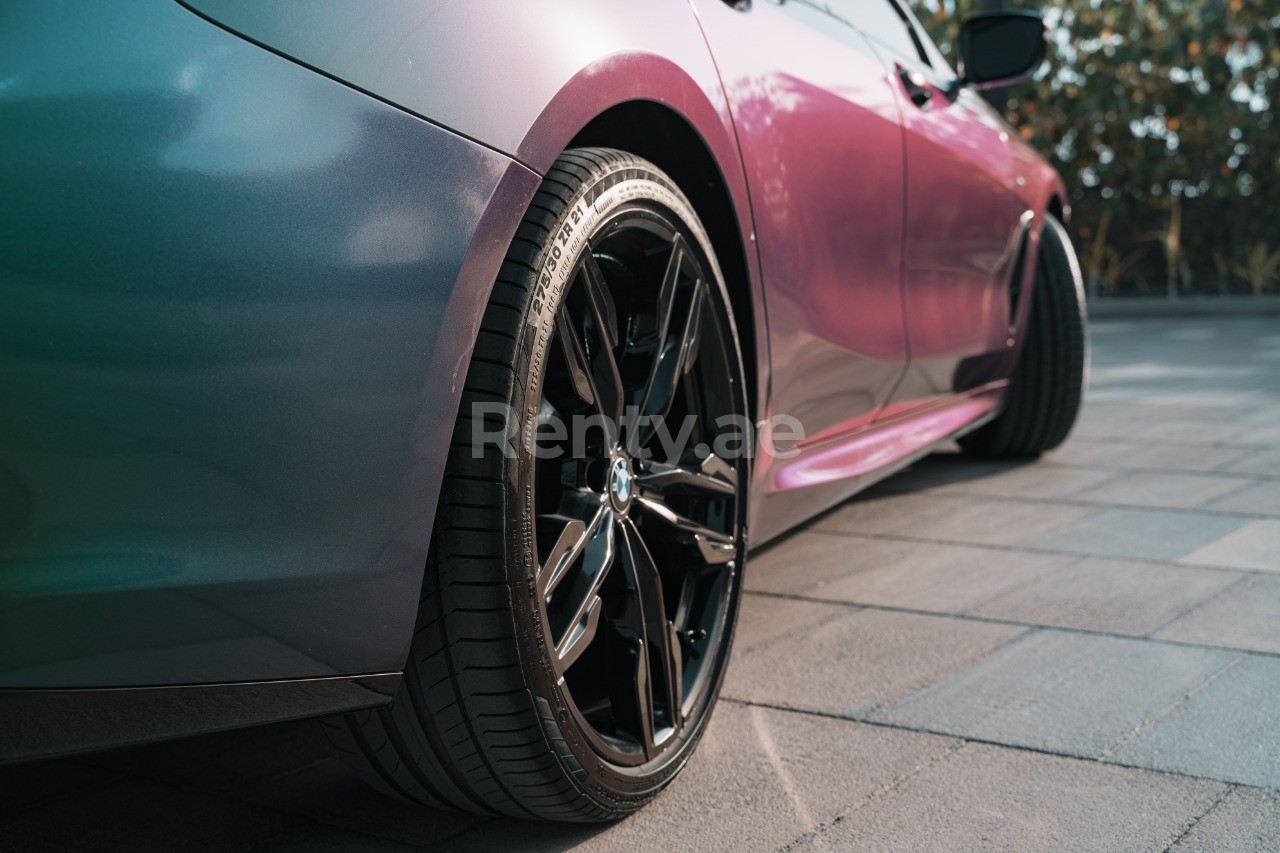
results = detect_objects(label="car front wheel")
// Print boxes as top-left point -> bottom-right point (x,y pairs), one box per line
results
960,214 -> 1087,459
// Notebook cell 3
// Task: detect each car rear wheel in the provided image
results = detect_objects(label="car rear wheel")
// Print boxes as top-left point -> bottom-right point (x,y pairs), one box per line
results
324,148 -> 749,821
960,214 -> 1087,459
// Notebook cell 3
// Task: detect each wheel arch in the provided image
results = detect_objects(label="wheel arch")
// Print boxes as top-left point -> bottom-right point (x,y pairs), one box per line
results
1047,193 -> 1068,225
566,101 -> 760,422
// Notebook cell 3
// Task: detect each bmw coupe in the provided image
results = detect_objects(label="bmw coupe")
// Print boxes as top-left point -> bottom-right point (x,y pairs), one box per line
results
0,0 -> 1085,821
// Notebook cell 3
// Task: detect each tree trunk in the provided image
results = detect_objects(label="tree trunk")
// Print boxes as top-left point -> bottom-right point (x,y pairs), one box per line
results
1165,196 -> 1182,301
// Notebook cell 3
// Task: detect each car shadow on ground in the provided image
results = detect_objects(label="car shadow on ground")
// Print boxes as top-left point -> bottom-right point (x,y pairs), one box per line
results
2,718 -> 619,850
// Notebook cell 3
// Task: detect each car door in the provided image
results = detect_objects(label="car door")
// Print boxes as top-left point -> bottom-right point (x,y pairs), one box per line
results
842,0 -> 1027,419
691,0 -> 909,454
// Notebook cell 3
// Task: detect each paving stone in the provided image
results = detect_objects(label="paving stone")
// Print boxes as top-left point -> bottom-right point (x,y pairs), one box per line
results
723,609 -> 1021,716
1027,508 -> 1247,561
968,558 -> 1241,635
1207,481 -> 1280,517
808,544 -> 1072,614
1229,403 -> 1280,428
1180,520 -> 1280,571
932,464 -> 1115,501
880,499 -> 1095,548
1223,449 -> 1280,477
734,594 -> 848,652
0,777 -> 304,852
1115,444 -> 1255,474
813,491 -> 975,538
1038,438 -> 1138,468
1074,414 -> 1239,444
1071,472 -> 1249,510
745,531 -> 915,595
1140,420 -> 1268,444
1215,424 -> 1280,450
868,454 -> 1112,501
1080,401 -> 1242,428
869,631 -> 1236,758
798,743 -> 1225,853
1110,655 -> 1280,789
817,493 -> 1094,549
242,756 -> 482,846
1171,787 -> 1280,852
441,704 -> 958,853
859,453 -> 1021,496
1155,574 -> 1280,653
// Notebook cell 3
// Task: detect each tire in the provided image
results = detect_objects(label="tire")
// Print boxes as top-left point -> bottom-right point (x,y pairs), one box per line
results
324,148 -> 749,821
959,214 -> 1087,459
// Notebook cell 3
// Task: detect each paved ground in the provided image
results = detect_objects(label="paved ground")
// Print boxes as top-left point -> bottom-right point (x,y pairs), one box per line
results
5,316 -> 1280,851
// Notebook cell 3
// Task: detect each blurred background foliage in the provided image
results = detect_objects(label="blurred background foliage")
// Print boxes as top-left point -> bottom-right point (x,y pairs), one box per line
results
908,0 -> 1280,298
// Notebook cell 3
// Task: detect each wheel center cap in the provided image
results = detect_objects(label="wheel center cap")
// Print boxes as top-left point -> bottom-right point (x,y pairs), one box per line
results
608,456 -> 634,511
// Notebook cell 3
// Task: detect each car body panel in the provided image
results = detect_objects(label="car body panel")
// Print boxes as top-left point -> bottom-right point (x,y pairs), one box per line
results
691,0 -> 921,542
182,0 -> 723,171
691,1 -> 909,439
0,0 -> 540,687
882,83 -> 1024,413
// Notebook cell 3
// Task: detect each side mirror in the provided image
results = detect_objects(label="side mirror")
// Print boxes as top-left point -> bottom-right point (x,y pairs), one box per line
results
955,11 -> 1047,92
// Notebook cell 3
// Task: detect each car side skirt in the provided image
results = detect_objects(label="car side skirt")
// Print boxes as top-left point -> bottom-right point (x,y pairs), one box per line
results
749,385 -> 1006,546
0,673 -> 400,764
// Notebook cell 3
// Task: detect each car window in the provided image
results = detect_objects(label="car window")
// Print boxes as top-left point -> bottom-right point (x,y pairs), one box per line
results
825,0 -> 929,66
897,1 -> 959,77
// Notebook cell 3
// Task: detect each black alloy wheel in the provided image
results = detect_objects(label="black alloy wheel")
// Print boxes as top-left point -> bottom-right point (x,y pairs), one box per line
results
959,214 -> 1087,458
326,148 -> 749,821
534,202 -> 742,768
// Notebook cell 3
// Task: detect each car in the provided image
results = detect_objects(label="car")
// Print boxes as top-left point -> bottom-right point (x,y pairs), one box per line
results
0,0 -> 1085,822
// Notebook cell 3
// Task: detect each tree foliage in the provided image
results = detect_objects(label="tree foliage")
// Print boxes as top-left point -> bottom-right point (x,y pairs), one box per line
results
909,0 -> 1280,297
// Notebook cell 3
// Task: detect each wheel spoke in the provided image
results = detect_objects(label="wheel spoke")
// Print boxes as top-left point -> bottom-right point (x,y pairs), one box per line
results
626,630 -> 658,759
538,502 -> 616,675
577,255 -> 624,434
620,518 -> 684,743
555,307 -> 596,409
536,501 -> 609,600
693,536 -> 736,565
634,493 -> 733,546
557,592 -> 604,674
555,256 -> 626,447
637,239 -> 706,440
581,254 -> 620,350
636,452 -> 738,497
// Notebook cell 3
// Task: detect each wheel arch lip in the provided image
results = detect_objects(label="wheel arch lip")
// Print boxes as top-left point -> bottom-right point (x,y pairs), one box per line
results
444,63 -> 772,454
996,160 -> 1073,390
